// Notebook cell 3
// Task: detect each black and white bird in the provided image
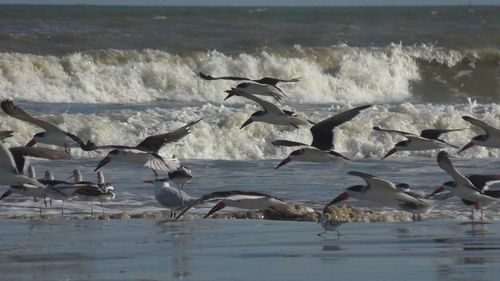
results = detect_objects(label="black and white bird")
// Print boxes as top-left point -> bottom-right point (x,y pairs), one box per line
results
226,89 -> 309,129
1,99 -> 96,152
94,119 -> 202,175
144,178 -> 195,217
327,171 -> 438,219
168,163 -> 193,191
458,116 -> 500,153
198,72 -> 300,96
224,83 -> 286,101
374,126 -> 462,160
175,190 -> 301,220
73,169 -> 115,217
0,142 -> 46,189
433,151 -> 500,221
273,105 -> 371,169
9,146 -> 70,174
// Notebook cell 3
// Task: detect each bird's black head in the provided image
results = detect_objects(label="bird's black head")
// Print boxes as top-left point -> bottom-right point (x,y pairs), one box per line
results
34,132 -> 45,138
109,149 -> 120,155
290,149 -> 304,156
395,140 -> 409,147
237,82 -> 250,88
251,111 -> 266,117
347,185 -> 364,192
442,181 -> 455,188
396,183 -> 410,191
472,135 -> 488,142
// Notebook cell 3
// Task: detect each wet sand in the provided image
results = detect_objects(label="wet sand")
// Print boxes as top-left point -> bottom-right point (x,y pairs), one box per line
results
1,219 -> 500,281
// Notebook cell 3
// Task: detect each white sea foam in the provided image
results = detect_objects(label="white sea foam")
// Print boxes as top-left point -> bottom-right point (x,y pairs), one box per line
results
0,44 -> 471,105
2,102 -> 500,160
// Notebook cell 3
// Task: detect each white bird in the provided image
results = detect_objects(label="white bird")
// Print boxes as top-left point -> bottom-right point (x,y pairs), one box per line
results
317,213 -> 347,237
144,178 -> 195,217
175,190 -> 302,220
273,105 -> 371,168
226,89 -> 309,129
1,99 -> 96,152
94,118 -> 202,176
458,116 -> 500,153
327,171 -> 435,219
433,151 -> 500,221
373,127 -> 462,159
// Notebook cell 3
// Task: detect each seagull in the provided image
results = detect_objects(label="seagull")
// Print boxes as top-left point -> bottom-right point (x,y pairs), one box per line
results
327,171 -> 436,219
273,105 -> 371,168
198,72 -> 300,94
94,118 -> 202,175
226,89 -> 309,129
0,142 -> 46,188
374,127 -> 462,159
434,151 -> 499,221
224,83 -> 286,101
1,99 -> 96,152
144,178 -> 196,217
458,116 -> 500,153
174,190 -> 302,220
0,130 -> 14,141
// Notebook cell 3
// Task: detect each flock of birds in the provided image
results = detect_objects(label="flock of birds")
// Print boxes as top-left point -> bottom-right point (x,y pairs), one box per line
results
2,71 -> 500,236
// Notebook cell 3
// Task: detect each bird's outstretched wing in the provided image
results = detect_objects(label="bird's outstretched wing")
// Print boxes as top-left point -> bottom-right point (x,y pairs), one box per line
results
420,128 -> 463,140
135,118 -> 202,152
463,116 -> 500,136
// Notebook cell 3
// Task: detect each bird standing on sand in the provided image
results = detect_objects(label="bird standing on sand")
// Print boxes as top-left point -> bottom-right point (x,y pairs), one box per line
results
144,178 -> 195,217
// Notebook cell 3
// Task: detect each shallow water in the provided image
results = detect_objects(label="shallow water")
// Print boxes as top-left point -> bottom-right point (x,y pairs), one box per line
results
1,219 -> 500,281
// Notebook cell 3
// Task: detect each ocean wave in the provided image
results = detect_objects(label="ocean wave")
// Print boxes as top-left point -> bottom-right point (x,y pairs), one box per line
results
2,102 -> 500,160
1,44 -> 498,105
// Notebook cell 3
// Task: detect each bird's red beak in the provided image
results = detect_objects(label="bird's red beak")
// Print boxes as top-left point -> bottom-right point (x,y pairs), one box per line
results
203,202 -> 226,218
457,142 -> 474,154
240,118 -> 253,129
0,189 -> 13,200
430,186 -> 445,197
381,147 -> 397,160
275,157 -> 292,169
94,156 -> 111,172
329,192 -> 350,205
25,139 -> 37,147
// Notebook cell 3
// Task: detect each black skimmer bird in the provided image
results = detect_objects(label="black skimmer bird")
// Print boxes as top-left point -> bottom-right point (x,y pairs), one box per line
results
94,118 -> 202,175
273,105 -> 371,168
9,146 -> 70,174
175,190 -> 300,220
199,71 -> 300,95
458,116 -> 500,153
434,151 -> 499,221
74,172 -> 115,217
0,130 -> 14,141
226,89 -> 309,129
1,99 -> 96,152
144,178 -> 196,217
0,142 -> 46,189
224,83 -> 286,101
374,126 -> 462,159
327,171 -> 437,219
42,170 -> 80,216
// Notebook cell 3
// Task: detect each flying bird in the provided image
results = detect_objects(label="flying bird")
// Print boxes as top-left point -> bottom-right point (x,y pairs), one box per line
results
373,126 -> 463,159
458,116 -> 500,153
273,105 -> 371,168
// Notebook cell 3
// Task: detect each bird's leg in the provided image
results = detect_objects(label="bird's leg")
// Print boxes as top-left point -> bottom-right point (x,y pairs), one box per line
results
412,213 -> 416,221
61,201 -> 64,217
152,169 -> 158,177
336,230 -> 340,238
170,210 -> 174,218
101,202 -> 105,217
471,207 -> 474,222
481,209 -> 484,222
91,201 -> 94,219
50,197 -> 52,207
418,214 -> 421,221
177,185 -> 185,207
39,200 -> 43,216
317,230 -> 327,237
